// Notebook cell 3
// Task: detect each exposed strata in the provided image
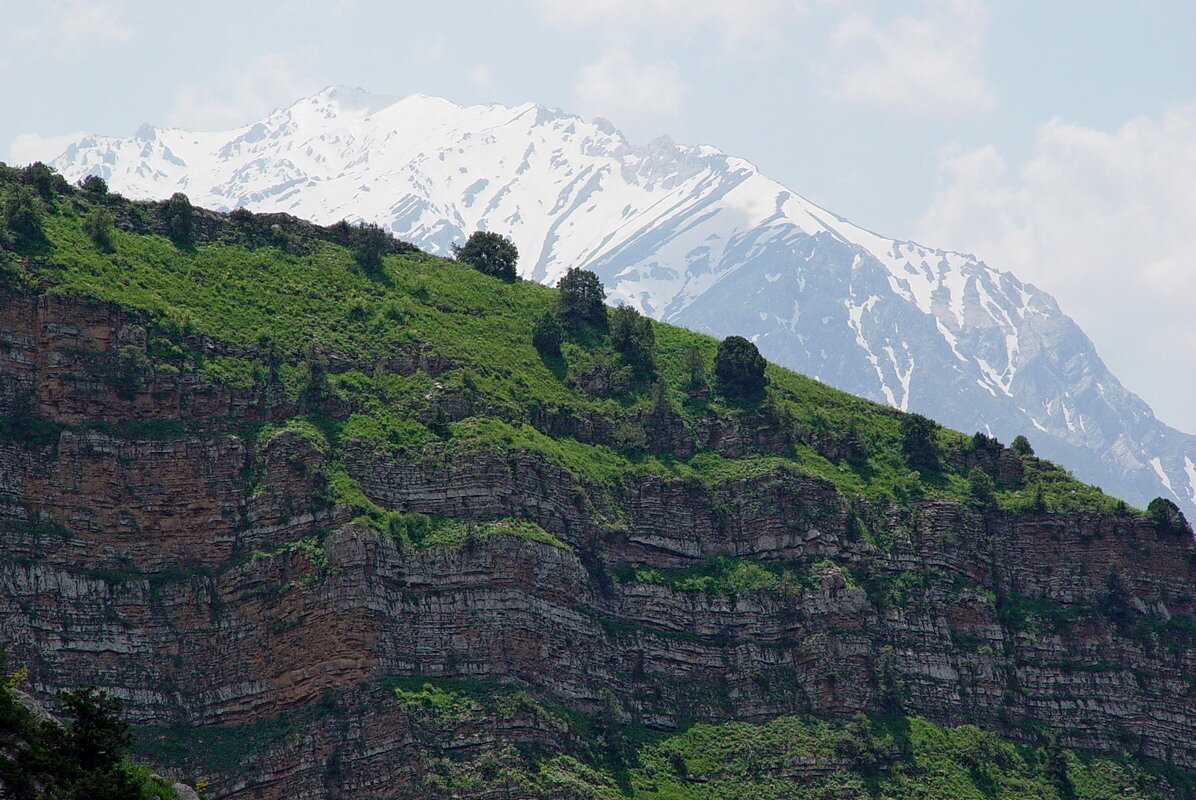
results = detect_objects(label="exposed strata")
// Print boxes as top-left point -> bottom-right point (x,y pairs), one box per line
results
0,291 -> 1193,798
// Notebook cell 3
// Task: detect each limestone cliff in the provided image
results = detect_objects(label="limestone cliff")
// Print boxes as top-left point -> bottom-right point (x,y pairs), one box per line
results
0,173 -> 1193,798
0,289 -> 1192,798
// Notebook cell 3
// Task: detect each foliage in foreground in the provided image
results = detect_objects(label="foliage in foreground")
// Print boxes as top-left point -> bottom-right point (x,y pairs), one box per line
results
0,663 -> 177,800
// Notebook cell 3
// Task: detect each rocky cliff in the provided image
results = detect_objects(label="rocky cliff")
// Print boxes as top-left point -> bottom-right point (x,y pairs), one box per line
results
0,173 -> 1194,798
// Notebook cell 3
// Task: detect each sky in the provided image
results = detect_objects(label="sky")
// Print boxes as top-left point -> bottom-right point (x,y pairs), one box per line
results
3,0 -> 1196,431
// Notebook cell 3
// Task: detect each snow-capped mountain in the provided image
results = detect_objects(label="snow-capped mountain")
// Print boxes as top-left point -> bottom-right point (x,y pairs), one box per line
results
47,86 -> 1196,519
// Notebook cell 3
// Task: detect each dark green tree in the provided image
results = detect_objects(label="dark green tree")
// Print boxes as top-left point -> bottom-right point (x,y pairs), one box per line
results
681,344 -> 708,394
352,221 -> 390,275
55,687 -> 132,773
970,431 -> 998,452
557,267 -> 607,331
81,207 -> 114,251
713,335 -> 769,397
968,466 -> 997,508
3,185 -> 42,245
1010,434 -> 1034,456
1147,497 -> 1192,536
453,230 -> 518,281
1042,731 -> 1077,800
610,304 -> 655,373
531,310 -> 563,358
900,413 -> 940,471
328,219 -> 354,246
302,345 -> 329,408
79,174 -> 109,196
20,162 -> 60,200
46,687 -> 143,800
159,192 -> 194,246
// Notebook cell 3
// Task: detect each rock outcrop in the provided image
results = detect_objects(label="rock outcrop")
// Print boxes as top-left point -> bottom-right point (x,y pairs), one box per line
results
0,289 -> 1194,798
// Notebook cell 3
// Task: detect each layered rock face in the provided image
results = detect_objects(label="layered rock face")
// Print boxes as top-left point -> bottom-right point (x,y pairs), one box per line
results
1,291 -> 1195,798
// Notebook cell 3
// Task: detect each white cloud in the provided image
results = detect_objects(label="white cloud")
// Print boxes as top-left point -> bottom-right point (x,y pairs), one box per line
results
18,1 -> 134,57
468,66 -> 495,92
829,0 -> 993,113
532,0 -> 808,44
170,54 -> 315,131
917,106 -> 1196,430
573,49 -> 687,133
7,131 -> 86,166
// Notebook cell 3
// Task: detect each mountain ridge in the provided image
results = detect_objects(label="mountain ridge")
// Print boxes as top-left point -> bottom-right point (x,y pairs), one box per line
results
45,86 -> 1196,520
0,169 -> 1194,798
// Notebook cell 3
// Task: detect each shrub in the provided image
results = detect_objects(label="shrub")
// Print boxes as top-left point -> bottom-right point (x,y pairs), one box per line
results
352,221 -> 390,275
610,304 -> 654,373
159,192 -> 194,246
1010,434 -> 1034,456
82,207 -> 114,251
20,162 -> 62,200
1147,497 -> 1192,536
531,311 -> 563,358
3,185 -> 42,245
968,466 -> 996,508
713,335 -> 768,397
557,267 -> 607,332
453,230 -> 518,281
79,175 -> 109,196
327,219 -> 354,246
900,413 -> 940,471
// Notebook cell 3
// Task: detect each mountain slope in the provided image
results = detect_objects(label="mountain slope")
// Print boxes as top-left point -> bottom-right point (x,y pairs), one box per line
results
1,170 -> 1194,799
46,86 -> 1196,519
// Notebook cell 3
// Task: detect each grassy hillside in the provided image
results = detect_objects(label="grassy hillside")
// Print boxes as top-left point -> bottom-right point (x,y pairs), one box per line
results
0,165 -> 1140,520
4,164 -> 1192,798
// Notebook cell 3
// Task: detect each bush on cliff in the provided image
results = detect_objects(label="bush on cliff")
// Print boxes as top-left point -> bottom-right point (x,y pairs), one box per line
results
352,221 -> 390,276
1010,434 -> 1034,456
3,186 -> 42,246
531,310 -> 563,359
610,303 -> 655,375
1148,496 -> 1192,536
900,413 -> 941,472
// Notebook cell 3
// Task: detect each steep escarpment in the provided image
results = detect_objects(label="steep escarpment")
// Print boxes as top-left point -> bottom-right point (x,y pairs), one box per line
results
0,167 -> 1194,799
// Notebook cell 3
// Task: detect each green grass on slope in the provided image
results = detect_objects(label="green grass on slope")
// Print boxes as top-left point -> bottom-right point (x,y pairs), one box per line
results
0,179 -> 1138,516
137,675 -> 1185,800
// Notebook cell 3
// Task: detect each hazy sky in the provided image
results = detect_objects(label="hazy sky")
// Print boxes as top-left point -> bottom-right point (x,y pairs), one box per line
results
4,0 -> 1196,431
